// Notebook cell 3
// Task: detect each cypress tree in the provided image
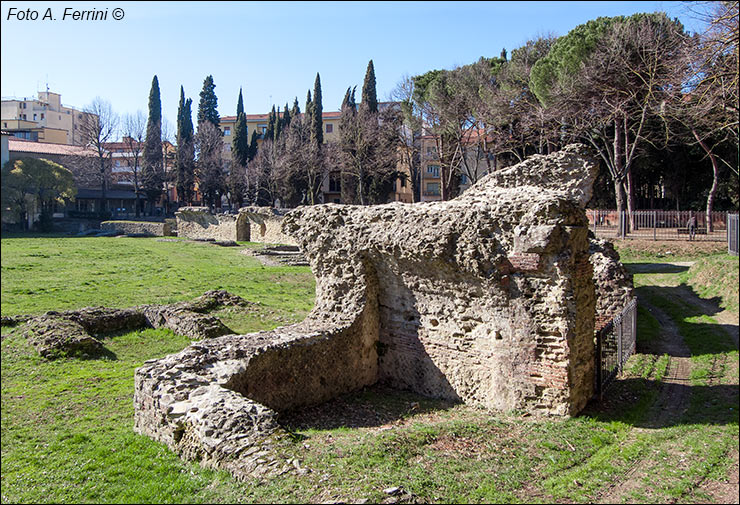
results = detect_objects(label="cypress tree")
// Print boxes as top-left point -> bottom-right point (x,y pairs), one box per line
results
232,112 -> 250,168
248,130 -> 258,161
361,60 -> 378,114
265,105 -> 277,141
142,75 -> 164,211
282,101 -> 291,130
176,86 -> 195,205
197,75 -> 220,128
236,87 -> 244,117
305,90 -> 313,128
274,106 -> 282,142
291,97 -> 300,118
311,73 -> 323,147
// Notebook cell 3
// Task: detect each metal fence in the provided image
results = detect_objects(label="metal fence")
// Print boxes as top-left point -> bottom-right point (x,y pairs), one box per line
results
595,298 -> 637,398
729,213 -> 739,255
587,210 -> 733,242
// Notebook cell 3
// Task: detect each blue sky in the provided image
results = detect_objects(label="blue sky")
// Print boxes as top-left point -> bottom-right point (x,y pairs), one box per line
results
1,1 -> 706,135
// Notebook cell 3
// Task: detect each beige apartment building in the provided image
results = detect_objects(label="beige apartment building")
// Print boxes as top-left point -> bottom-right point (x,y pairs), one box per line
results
1,91 -> 97,145
219,107 -> 414,205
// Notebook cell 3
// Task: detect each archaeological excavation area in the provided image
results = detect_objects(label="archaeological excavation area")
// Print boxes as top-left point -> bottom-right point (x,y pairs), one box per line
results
132,144 -> 634,479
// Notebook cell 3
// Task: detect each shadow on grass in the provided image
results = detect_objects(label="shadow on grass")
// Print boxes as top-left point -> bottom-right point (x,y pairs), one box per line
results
625,262 -> 691,274
279,383 -> 458,432
635,284 -> 737,354
583,379 -> 739,428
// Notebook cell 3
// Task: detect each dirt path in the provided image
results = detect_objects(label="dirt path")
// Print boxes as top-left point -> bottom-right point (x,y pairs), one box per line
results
596,261 -> 739,504
596,299 -> 692,503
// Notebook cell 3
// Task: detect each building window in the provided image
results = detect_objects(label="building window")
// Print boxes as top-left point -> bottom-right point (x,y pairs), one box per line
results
33,114 -> 37,120
59,115 -> 62,120
460,174 -> 469,185
41,113 -> 45,120
427,164 -> 440,177
400,177 -> 407,188
22,114 -> 26,120
326,124 -> 333,133
2,122 -> 6,128
425,182 -> 440,196
329,174 -> 341,192
22,103 -> 27,109
224,127 -> 231,136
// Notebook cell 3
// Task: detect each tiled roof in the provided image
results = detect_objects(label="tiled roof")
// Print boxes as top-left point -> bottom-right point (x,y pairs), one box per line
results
8,138 -> 96,156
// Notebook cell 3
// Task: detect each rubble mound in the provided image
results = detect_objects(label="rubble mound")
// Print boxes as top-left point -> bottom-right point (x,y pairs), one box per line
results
15,290 -> 252,358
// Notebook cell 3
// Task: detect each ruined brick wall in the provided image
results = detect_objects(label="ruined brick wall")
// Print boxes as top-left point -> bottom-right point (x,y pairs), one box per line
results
239,207 -> 297,246
134,144 -> 622,479
283,186 -> 595,415
589,237 -> 634,331
100,220 -> 172,237
174,207 -> 249,242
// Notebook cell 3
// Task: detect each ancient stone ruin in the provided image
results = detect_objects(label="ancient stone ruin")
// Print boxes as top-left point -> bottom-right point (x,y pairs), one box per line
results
175,206 -> 296,245
4,291 -> 253,359
133,144 -> 633,479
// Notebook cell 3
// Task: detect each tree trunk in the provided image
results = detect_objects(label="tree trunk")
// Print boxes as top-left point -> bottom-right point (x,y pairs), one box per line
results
625,168 -> 637,231
692,129 -> 719,233
613,118 -> 627,233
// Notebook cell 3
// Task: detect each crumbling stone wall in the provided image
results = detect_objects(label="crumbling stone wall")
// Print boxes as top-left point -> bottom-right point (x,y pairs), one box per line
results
100,220 -> 172,237
589,236 -> 634,330
239,207 -> 297,246
175,207 -> 249,242
134,144 -> 628,479
13,291 -> 251,358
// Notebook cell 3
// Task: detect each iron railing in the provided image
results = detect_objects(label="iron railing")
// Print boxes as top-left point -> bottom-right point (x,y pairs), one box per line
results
595,298 -> 637,398
587,210 -> 734,242
728,213 -> 739,256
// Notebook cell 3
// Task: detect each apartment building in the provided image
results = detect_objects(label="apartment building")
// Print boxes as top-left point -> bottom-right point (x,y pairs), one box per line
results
418,129 -> 492,202
102,138 -> 178,212
1,91 -> 97,145
218,110 -> 342,163
217,102 -> 420,206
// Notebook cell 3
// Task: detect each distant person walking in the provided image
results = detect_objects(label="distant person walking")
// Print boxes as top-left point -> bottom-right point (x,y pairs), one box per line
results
688,212 -> 697,241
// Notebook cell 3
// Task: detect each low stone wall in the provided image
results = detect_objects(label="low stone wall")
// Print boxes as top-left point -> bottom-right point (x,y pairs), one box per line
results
17,291 -> 251,359
100,220 -> 172,237
174,207 -> 249,242
239,206 -> 296,246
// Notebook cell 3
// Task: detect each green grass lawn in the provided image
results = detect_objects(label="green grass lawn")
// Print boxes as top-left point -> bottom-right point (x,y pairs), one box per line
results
1,235 -> 737,503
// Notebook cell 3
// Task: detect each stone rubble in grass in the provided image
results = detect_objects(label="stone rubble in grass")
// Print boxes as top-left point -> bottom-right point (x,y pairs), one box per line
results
15,290 -> 253,358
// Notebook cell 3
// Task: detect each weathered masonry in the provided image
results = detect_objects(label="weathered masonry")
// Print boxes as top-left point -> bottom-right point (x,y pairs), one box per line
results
135,144 -> 627,479
174,206 -> 296,245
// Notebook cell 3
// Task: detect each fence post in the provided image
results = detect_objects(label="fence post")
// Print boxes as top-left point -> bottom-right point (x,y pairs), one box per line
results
653,210 -> 657,241
595,328 -> 603,399
617,318 -> 623,374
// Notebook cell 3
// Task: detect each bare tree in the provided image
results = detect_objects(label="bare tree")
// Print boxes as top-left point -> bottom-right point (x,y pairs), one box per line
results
673,1 -> 739,230
552,14 -> 688,230
391,75 -> 424,202
121,111 -> 146,217
79,97 -> 118,213
195,121 -> 225,209
161,117 -> 175,214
